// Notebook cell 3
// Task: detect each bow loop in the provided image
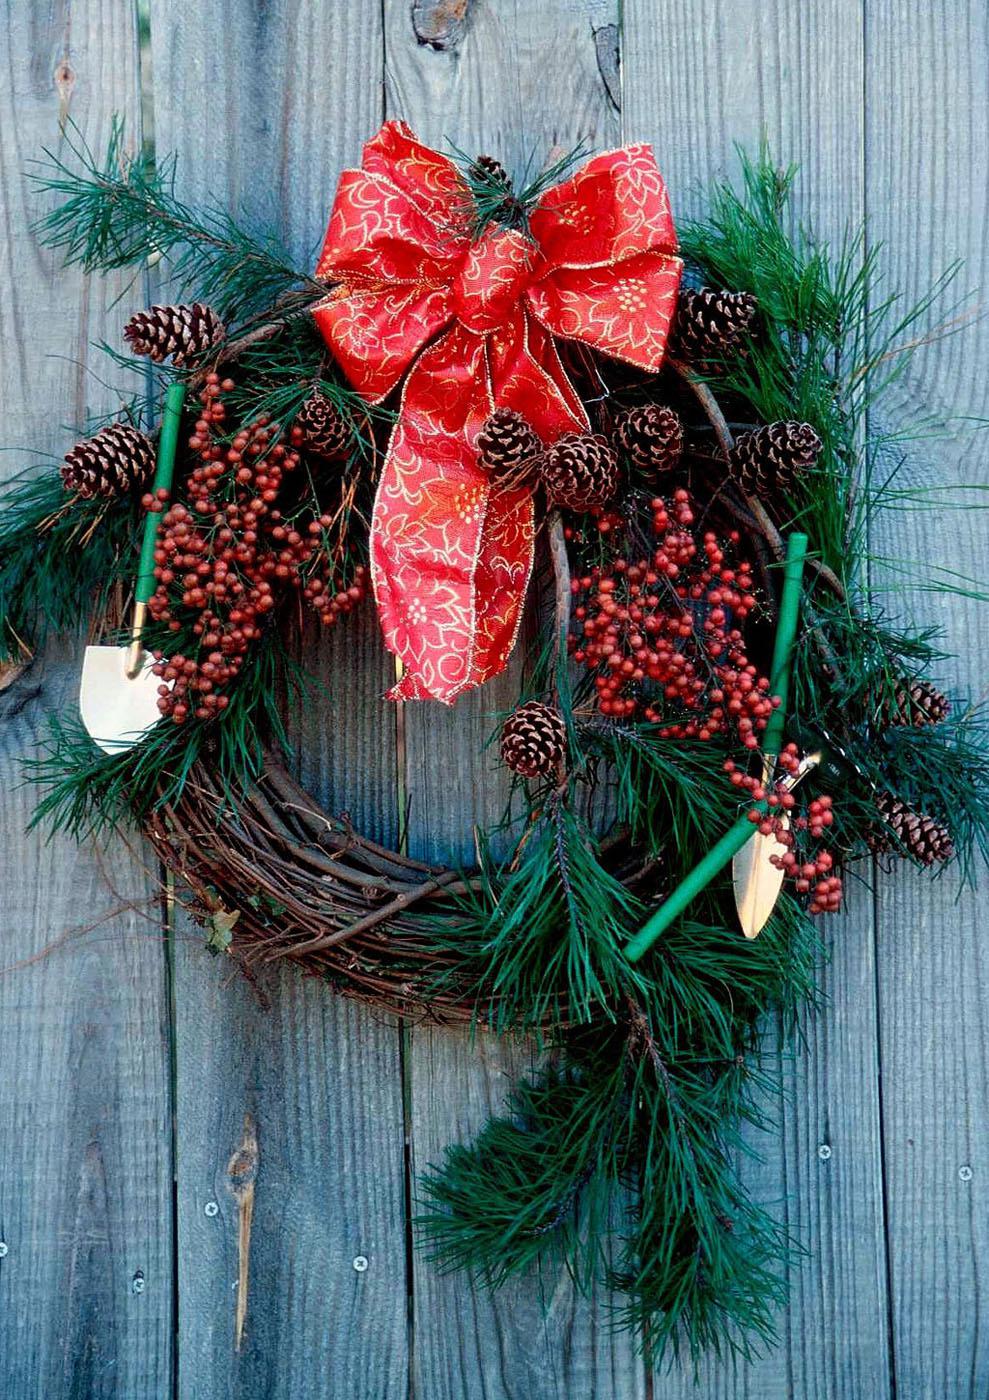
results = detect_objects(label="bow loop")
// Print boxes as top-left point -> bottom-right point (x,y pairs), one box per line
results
529,143 -> 678,269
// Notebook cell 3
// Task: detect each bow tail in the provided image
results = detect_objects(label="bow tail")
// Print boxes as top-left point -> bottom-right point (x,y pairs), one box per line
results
372,315 -> 586,703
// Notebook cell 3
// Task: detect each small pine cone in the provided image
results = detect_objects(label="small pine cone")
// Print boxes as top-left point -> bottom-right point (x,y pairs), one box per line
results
500,700 -> 567,778
614,405 -> 683,475
295,390 -> 351,460
123,302 -> 224,366
870,793 -> 954,866
541,433 -> 619,510
728,420 -> 823,499
61,423 -> 155,499
672,288 -> 758,364
477,410 -> 541,483
882,677 -> 950,728
471,154 -> 512,189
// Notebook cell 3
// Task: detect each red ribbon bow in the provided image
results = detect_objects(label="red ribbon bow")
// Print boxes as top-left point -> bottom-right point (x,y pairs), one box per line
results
313,121 -> 682,702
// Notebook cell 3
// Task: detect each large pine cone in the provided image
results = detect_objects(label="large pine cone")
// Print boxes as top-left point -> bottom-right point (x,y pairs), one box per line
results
500,700 -> 567,778
541,433 -> 619,510
295,391 -> 351,460
870,793 -> 954,866
728,421 -> 823,499
614,405 -> 683,475
61,423 -> 155,499
882,677 -> 950,727
672,288 -> 758,364
124,302 -> 224,366
477,409 -> 541,483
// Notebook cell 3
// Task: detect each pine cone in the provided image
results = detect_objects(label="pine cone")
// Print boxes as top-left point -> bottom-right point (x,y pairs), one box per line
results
541,433 -> 619,510
672,288 -> 758,364
124,302 -> 224,366
882,677 -> 950,728
471,154 -> 512,189
477,410 -> 541,484
614,405 -> 683,475
61,423 -> 155,499
295,390 -> 351,460
870,793 -> 954,866
728,421 -> 823,499
500,700 -> 567,778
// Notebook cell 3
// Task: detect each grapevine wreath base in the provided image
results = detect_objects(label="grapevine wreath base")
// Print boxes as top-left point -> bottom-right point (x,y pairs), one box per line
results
138,360 -> 826,1020
8,122 -> 989,1361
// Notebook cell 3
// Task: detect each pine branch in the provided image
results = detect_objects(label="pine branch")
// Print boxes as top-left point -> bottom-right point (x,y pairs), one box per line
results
32,117 -> 322,323
0,467 -> 139,662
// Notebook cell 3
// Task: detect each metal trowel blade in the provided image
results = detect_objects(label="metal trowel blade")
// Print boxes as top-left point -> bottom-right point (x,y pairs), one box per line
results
79,645 -> 165,755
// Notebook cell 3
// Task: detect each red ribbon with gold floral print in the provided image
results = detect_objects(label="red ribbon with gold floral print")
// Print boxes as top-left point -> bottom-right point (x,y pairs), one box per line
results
313,121 -> 682,702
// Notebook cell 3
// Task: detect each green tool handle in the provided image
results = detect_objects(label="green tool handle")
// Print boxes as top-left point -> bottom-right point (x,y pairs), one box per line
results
625,531 -> 809,963
135,381 -> 186,605
761,531 -> 808,760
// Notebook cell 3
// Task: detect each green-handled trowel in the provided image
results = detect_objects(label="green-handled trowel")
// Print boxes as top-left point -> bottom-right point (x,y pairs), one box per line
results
80,382 -> 186,754
625,532 -> 809,962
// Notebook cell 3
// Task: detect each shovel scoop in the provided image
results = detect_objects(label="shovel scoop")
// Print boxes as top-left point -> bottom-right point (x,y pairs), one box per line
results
80,382 -> 186,754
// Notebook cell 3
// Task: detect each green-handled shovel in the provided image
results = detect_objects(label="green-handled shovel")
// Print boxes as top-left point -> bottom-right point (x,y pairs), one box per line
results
80,381 -> 186,754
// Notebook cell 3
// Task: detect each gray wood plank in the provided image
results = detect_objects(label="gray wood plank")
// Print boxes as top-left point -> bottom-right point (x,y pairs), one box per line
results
0,2 -> 174,1395
865,4 -> 989,1395
623,3 -> 894,1395
150,4 -> 409,1396
384,1 -> 646,1394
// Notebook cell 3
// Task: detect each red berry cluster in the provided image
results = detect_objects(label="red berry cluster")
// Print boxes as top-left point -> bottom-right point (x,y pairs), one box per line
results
569,489 -> 774,744
145,374 -> 368,722
724,743 -> 843,915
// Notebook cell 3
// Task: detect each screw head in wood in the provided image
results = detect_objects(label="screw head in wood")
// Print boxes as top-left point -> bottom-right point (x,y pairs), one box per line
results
353,1255 -> 369,1272
204,1200 -> 219,1217
817,1143 -> 832,1161
959,1165 -> 973,1182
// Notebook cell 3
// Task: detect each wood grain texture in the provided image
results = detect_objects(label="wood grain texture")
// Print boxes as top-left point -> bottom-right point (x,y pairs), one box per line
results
0,2 -> 174,1395
385,1 -> 644,1393
151,5 -> 409,1397
866,3 -> 989,1395
624,4 -> 894,1395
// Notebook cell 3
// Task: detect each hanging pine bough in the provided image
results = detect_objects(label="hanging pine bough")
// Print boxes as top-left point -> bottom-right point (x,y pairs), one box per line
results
6,118 -> 989,1361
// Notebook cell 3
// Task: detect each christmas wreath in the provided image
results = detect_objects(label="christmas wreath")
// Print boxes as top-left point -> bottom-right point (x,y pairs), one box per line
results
6,119 -> 988,1361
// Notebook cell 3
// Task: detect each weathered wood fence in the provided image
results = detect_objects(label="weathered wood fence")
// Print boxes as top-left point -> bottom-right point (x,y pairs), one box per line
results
1,1 -> 986,1395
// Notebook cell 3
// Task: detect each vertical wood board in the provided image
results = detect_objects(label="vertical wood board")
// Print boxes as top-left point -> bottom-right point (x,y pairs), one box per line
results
0,2 -> 174,1396
866,2 -> 989,1395
386,0 -> 645,1394
150,3 -> 409,1396
623,3 -> 893,1395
